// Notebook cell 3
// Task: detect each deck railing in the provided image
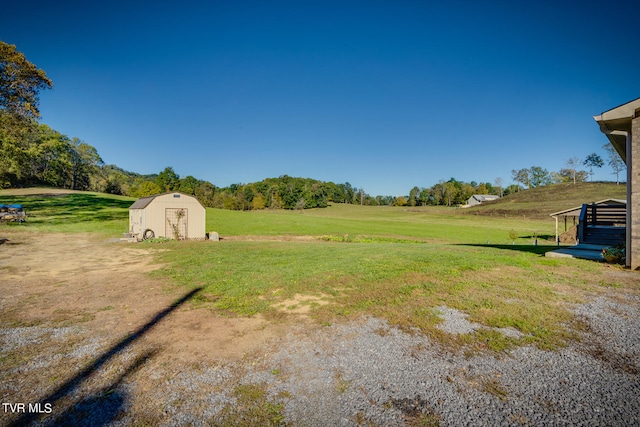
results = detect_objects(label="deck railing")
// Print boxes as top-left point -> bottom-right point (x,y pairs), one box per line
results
578,204 -> 626,244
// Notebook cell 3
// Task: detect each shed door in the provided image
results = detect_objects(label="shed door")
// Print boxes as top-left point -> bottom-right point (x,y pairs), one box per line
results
165,208 -> 188,240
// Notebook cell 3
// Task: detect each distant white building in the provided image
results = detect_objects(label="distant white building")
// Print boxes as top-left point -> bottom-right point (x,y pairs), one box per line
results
466,194 -> 500,207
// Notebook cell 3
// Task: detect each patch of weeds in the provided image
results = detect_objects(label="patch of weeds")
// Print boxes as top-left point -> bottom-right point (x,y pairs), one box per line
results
407,342 -> 425,359
472,329 -> 519,354
51,309 -> 95,326
263,309 -> 291,322
141,237 -> 174,244
391,396 -> 441,427
508,413 -> 529,425
0,265 -> 19,274
374,326 -> 390,337
334,371 -> 351,394
585,342 -> 639,375
191,292 -> 220,306
0,350 -> 28,372
0,317 -> 44,328
97,305 -> 114,311
598,280 -> 622,288
127,413 -> 166,427
215,383 -> 287,427
276,390 -> 291,399
478,375 -> 509,401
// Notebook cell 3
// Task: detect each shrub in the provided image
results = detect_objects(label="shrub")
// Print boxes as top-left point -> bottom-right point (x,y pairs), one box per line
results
601,243 -> 625,264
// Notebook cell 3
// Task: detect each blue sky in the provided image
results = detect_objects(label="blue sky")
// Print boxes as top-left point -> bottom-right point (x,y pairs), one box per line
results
3,0 -> 639,196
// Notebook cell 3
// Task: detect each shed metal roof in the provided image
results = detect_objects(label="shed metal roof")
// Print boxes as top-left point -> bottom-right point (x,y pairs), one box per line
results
129,195 -> 156,209
470,194 -> 500,201
129,192 -> 204,209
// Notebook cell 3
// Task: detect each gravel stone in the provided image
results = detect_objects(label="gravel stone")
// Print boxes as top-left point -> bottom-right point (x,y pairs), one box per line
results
239,293 -> 640,426
12,292 -> 640,426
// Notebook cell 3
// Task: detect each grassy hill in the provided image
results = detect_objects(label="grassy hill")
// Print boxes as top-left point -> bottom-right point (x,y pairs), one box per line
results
465,182 -> 627,219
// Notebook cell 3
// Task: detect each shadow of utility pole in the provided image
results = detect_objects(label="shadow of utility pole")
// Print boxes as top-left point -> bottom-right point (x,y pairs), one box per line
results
8,287 -> 203,427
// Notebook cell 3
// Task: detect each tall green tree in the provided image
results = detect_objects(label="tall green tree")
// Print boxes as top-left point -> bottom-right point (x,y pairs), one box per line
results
69,137 -> 103,190
511,168 -> 531,189
408,186 -> 420,206
194,180 -> 216,206
155,166 -> 180,192
583,153 -> 603,182
0,41 -> 53,187
530,166 -> 552,187
418,188 -> 431,205
178,175 -> 199,195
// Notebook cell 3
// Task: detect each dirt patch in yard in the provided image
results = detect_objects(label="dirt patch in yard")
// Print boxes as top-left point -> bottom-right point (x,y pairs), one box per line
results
270,293 -> 332,316
0,231 -> 290,424
0,232 -> 283,361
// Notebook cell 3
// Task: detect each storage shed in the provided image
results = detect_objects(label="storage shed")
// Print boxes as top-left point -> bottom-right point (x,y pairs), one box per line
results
129,192 -> 206,240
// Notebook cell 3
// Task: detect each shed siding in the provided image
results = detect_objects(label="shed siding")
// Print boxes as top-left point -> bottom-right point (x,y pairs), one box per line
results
129,193 -> 206,239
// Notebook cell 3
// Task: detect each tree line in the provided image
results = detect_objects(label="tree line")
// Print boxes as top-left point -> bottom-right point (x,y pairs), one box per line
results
400,150 -> 625,208
510,150 -> 625,190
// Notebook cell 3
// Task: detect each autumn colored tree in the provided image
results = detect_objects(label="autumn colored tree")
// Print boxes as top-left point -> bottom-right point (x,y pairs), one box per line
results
252,193 -> 266,209
133,181 -> 162,197
0,41 -> 53,119
394,196 -> 408,206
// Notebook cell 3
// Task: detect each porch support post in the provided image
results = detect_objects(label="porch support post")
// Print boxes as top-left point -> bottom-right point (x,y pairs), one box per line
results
630,115 -> 640,269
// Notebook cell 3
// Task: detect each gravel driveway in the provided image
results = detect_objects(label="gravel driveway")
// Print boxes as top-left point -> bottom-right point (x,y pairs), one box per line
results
152,292 -> 638,426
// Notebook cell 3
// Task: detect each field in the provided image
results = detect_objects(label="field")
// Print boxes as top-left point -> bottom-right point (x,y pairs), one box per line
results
1,187 -> 638,425
0,187 -> 634,351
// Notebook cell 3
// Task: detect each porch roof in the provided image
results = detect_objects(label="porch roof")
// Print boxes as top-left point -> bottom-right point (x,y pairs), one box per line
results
593,97 -> 640,163
549,198 -> 626,218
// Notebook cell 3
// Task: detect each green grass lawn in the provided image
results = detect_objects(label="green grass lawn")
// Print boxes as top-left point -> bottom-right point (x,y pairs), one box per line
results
2,189 -> 632,354
207,204 -> 555,245
152,237 -> 607,352
0,190 -> 133,236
